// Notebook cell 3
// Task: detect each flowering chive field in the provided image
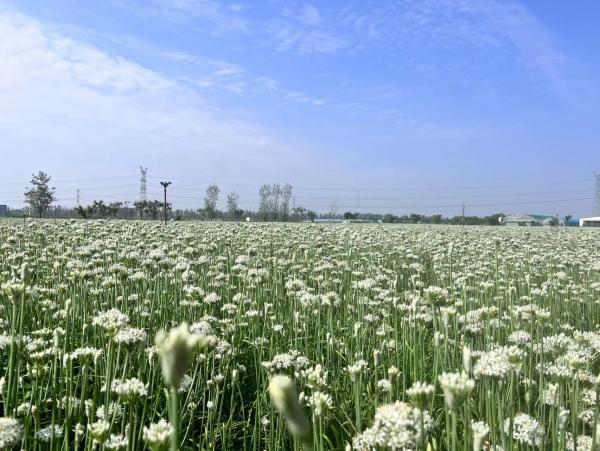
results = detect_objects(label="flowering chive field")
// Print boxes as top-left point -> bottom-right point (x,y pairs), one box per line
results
2,220 -> 600,450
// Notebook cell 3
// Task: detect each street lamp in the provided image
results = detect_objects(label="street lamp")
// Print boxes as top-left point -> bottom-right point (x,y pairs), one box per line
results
160,181 -> 171,225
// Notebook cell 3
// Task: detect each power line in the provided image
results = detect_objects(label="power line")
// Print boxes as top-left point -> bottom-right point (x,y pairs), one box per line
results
1,175 -> 593,195
0,175 -> 135,185
157,186 -> 592,201
0,187 -> 594,203
2,194 -> 594,214
147,175 -> 594,193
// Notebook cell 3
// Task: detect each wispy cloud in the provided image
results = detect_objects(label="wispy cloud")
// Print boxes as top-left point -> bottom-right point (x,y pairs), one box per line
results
70,27 -> 328,105
0,12 -> 318,183
339,0 -> 566,87
158,50 -> 326,104
457,0 -> 567,87
147,0 -> 248,35
133,0 -> 348,56
255,77 -> 326,106
139,0 -> 568,88
267,24 -> 347,55
266,3 -> 347,55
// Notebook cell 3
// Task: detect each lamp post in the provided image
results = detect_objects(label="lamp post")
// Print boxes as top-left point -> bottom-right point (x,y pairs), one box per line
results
160,181 -> 171,225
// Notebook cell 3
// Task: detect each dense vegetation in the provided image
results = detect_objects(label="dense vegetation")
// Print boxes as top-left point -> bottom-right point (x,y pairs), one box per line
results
1,220 -> 599,450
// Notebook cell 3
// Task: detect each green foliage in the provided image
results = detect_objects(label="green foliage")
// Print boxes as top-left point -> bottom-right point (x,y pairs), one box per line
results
75,201 -> 123,219
134,200 -> 169,219
23,171 -> 55,217
203,185 -> 220,220
258,183 -> 293,221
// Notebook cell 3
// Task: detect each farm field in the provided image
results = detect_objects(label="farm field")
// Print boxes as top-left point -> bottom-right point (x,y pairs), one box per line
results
1,220 -> 600,450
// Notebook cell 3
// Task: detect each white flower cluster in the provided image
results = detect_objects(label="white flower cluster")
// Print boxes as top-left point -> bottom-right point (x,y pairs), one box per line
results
110,377 -> 148,401
143,419 -> 173,449
352,401 -> 432,450
92,308 -> 129,334
438,372 -> 475,411
473,345 -> 525,380
262,350 -> 310,373
0,417 -> 22,449
504,413 -> 544,447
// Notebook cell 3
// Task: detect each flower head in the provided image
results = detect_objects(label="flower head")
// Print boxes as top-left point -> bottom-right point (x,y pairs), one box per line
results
268,375 -> 311,446
0,417 -> 22,449
143,420 -> 172,451
438,372 -> 475,411
155,323 -> 206,389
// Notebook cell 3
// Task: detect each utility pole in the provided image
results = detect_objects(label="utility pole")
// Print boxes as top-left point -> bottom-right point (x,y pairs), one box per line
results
76,189 -> 80,207
160,181 -> 171,225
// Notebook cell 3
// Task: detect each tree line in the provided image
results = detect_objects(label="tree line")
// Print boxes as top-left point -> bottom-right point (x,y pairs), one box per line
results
4,171 -> 568,225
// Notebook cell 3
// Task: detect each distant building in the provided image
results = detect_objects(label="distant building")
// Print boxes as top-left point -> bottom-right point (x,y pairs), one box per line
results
314,218 -> 344,224
502,213 -> 537,226
0,205 -> 7,217
579,217 -> 600,227
502,213 -> 563,226
564,217 -> 580,227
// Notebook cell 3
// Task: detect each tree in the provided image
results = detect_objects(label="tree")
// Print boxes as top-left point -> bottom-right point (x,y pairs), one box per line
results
134,200 -> 146,219
564,215 -> 572,225
547,214 -> 560,227
148,200 -> 164,220
24,171 -> 55,217
486,213 -> 504,226
75,205 -> 94,219
204,185 -> 220,219
107,202 -> 123,217
134,200 -> 166,219
271,183 -> 281,221
292,206 -> 306,221
280,183 -> 293,222
259,184 -> 272,221
227,191 -> 243,219
306,210 -> 317,222
258,183 -> 294,221
344,211 -> 355,220
409,213 -> 422,224
92,200 -> 108,217
329,200 -> 339,219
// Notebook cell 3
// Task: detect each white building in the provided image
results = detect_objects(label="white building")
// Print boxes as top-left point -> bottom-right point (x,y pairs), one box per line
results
502,214 -> 537,226
579,217 -> 600,227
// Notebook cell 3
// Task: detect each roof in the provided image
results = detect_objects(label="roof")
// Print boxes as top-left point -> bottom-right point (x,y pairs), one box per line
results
580,217 -> 600,221
503,213 -> 536,222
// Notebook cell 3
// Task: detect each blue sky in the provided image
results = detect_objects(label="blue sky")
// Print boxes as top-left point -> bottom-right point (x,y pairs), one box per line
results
1,0 -> 599,216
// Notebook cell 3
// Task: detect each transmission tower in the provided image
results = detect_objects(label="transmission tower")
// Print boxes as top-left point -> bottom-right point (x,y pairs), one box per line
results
458,203 -> 466,225
594,173 -> 600,216
76,189 -> 80,207
139,166 -> 148,202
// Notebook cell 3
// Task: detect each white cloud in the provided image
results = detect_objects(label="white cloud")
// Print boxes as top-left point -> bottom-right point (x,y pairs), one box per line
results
458,0 -> 566,86
299,3 -> 321,27
0,12 -> 322,196
268,21 -> 347,55
339,0 -> 566,87
148,0 -> 248,35
157,50 -> 326,104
